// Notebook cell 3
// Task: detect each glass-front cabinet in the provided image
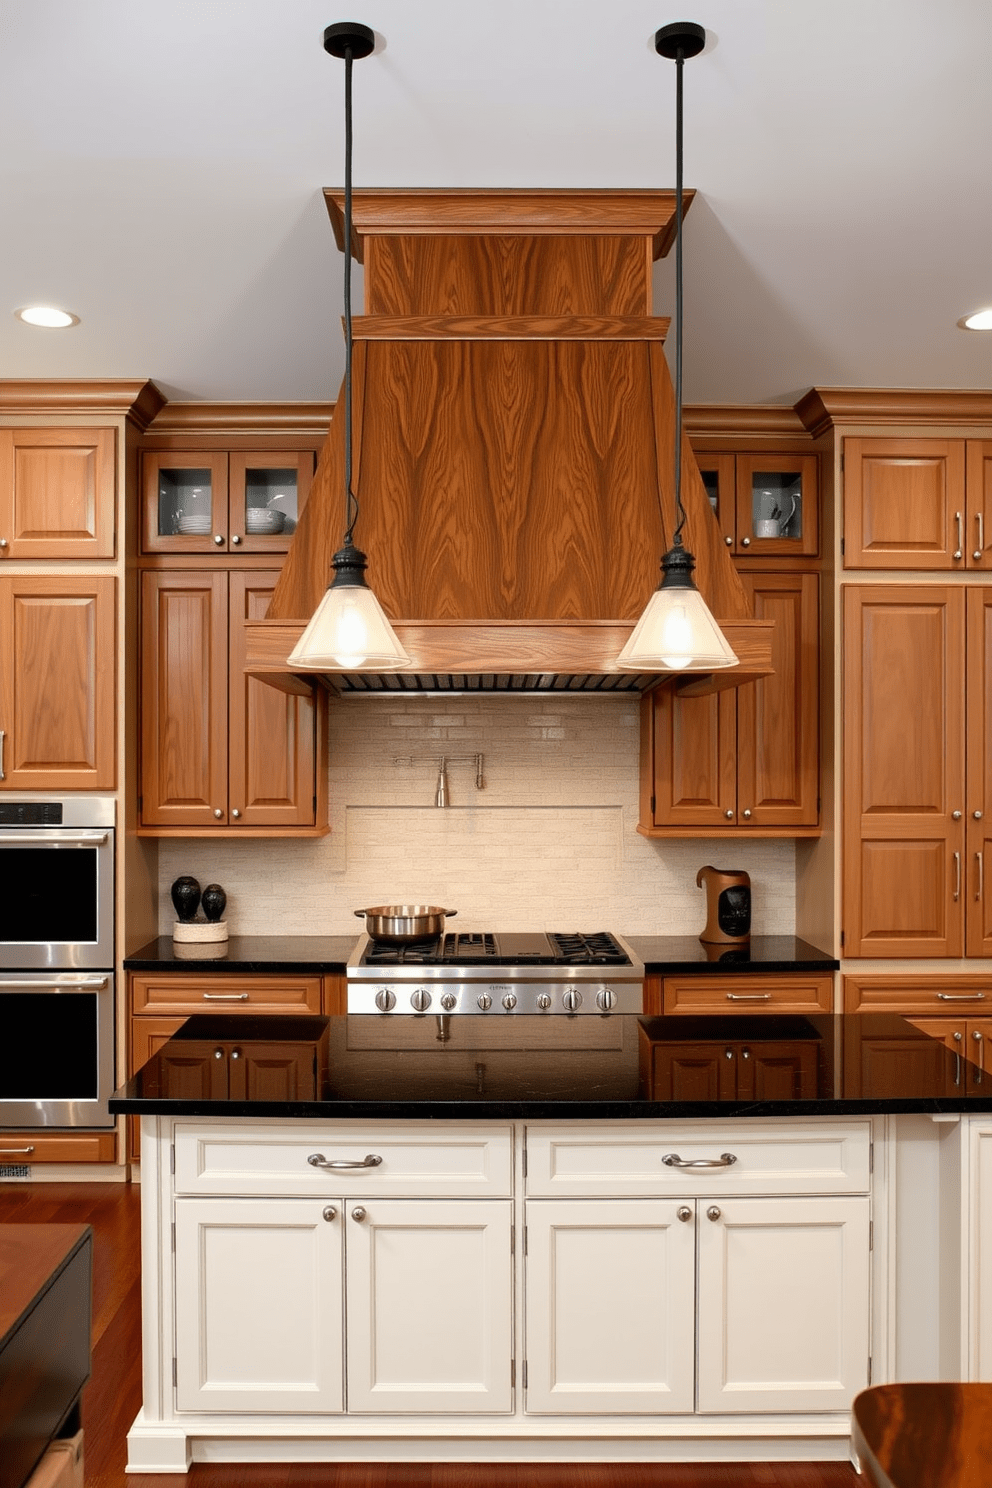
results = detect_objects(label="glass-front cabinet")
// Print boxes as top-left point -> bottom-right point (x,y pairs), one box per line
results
142,450 -> 315,555
697,451 -> 818,558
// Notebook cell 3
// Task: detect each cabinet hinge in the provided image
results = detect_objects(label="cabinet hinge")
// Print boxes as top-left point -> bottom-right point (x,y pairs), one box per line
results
840,453 -> 845,473
172,1358 -> 178,1388
313,795 -> 317,815
869,1220 -> 874,1252
867,1355 -> 872,1386
523,1225 -> 528,1256
137,795 -> 143,814
523,1360 -> 528,1390
840,537 -> 845,555
650,795 -> 656,816
522,1147 -> 528,1178
510,1358 -> 515,1388
817,796 -> 821,814
840,930 -> 845,948
170,1144 -> 175,1175
869,1142 -> 874,1175
171,1221 -> 176,1253
510,1224 -> 515,1254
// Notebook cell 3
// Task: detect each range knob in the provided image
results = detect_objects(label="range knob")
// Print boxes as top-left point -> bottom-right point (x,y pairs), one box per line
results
477,992 -> 493,1010
440,992 -> 457,1011
536,993 -> 552,1010
596,987 -> 618,1012
502,992 -> 517,1011
410,988 -> 432,1012
562,988 -> 582,1012
374,988 -> 396,1012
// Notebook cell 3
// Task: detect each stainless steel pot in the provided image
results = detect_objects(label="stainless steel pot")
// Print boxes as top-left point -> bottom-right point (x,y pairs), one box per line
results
354,904 -> 457,944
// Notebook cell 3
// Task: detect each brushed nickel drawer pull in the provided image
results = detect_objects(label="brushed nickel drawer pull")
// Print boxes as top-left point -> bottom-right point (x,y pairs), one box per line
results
726,992 -> 772,1001
979,853 -> 984,903
0,729 -> 5,781
953,1030 -> 963,1088
975,512 -> 985,561
954,851 -> 962,901
937,992 -> 986,1001
308,1152 -> 383,1170
954,511 -> 964,560
975,1028 -> 985,1084
663,1152 -> 737,1170
202,992 -> 250,1001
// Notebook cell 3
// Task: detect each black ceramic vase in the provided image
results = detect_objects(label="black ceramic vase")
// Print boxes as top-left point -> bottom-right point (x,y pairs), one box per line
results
201,884 -> 227,923
171,876 -> 201,923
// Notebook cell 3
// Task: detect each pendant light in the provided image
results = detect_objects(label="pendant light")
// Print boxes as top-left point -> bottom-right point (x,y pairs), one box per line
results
616,21 -> 737,673
289,22 -> 410,672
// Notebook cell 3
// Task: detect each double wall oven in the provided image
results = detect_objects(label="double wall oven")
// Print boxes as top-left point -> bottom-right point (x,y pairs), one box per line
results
0,798 -> 116,1131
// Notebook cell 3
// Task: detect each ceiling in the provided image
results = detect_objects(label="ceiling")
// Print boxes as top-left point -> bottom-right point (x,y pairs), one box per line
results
3,0 -> 991,409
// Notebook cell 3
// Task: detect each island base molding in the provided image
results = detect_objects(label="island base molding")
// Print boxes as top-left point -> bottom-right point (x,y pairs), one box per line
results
124,1417 -> 854,1472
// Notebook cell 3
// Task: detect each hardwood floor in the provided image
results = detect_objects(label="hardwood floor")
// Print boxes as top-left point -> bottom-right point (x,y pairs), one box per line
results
0,1181 -> 858,1488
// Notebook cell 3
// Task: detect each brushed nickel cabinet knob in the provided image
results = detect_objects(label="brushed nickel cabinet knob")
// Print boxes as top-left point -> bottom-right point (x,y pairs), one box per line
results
213,533 -> 224,545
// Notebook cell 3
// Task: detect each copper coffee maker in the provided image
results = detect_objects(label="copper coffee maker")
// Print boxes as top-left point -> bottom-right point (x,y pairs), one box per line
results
696,866 -> 751,945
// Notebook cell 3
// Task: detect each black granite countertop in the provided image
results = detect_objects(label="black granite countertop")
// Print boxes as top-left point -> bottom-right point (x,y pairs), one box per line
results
110,1010 -> 986,1120
123,934 -> 836,977
627,935 -> 837,974
123,935 -> 357,973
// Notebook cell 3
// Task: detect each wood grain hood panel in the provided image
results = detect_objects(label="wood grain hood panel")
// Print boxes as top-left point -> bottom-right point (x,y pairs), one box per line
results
250,190 -> 770,696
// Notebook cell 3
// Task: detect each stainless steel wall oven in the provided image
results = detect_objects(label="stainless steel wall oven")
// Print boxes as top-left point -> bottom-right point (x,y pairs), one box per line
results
0,798 -> 115,1130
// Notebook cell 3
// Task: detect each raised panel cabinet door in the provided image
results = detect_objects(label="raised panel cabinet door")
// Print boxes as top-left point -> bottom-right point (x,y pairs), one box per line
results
227,572 -> 316,827
965,1019 -> 992,1097
842,1017 -> 955,1099
140,570 -> 228,826
226,1042 -> 319,1102
696,1196 -> 870,1414
735,1041 -> 820,1101
967,587 -> 992,956
345,1198 -> 512,1413
174,1197 -> 344,1414
903,1017 -> 969,1095
524,1198 -> 695,1414
965,441 -> 992,572
0,574 -> 116,788
0,427 -> 115,558
647,684 -> 737,828
647,1042 -> 737,1101
738,572 -> 819,827
843,586 -> 966,957
843,437 -> 966,570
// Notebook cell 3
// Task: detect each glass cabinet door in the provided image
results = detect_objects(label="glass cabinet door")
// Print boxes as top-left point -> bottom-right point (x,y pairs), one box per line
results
736,453 -> 818,557
228,452 -> 316,553
142,453 -> 229,553
696,453 -> 736,551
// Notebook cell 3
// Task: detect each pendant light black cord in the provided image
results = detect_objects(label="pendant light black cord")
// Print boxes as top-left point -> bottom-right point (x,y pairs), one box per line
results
672,42 -> 686,548
342,43 -> 359,547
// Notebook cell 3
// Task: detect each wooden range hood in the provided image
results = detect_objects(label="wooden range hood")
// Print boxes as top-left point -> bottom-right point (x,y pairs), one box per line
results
249,189 -> 772,695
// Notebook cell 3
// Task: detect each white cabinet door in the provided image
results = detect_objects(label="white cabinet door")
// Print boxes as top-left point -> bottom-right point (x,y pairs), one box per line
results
344,1198 -> 513,1413
174,1198 -> 344,1413
524,1199 -> 696,1414
696,1196 -> 871,1414
967,1120 -> 992,1378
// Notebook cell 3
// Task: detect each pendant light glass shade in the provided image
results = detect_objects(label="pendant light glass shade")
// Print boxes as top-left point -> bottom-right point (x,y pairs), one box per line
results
288,543 -> 410,670
616,544 -> 737,671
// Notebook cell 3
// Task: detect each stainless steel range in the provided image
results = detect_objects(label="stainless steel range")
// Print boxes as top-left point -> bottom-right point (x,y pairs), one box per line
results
347,930 -> 644,1014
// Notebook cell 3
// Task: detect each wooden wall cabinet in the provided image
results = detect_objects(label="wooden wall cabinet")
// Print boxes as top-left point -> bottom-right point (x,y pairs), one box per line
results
640,572 -> 819,835
0,427 -> 116,559
843,586 -> 992,957
0,573 -> 116,789
138,569 -> 324,833
843,437 -> 992,571
141,450 -> 315,556
694,450 -> 819,559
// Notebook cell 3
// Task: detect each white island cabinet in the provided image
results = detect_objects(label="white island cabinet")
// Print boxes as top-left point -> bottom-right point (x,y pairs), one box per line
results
129,1115 -> 879,1471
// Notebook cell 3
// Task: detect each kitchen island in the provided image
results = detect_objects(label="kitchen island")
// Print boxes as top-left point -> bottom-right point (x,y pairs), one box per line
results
111,1011 -> 988,1472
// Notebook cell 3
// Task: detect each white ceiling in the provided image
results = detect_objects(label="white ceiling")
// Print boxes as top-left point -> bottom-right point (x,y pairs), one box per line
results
3,0 -> 991,408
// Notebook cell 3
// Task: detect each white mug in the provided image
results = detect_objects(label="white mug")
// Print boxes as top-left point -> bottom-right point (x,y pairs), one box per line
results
754,518 -> 781,539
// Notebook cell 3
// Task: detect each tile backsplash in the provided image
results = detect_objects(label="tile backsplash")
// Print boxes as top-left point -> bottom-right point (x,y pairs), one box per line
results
158,695 -> 795,937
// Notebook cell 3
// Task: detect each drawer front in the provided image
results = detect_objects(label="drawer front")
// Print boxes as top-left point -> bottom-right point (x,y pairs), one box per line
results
664,975 -> 834,1016
525,1120 -> 870,1197
130,973 -> 322,1016
174,1120 -> 513,1197
844,974 -> 992,1015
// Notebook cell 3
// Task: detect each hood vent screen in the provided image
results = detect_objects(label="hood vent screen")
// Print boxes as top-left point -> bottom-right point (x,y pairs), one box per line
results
334,672 -> 654,696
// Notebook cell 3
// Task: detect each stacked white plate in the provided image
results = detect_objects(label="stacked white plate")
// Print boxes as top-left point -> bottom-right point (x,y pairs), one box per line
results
245,508 -> 285,534
176,513 -> 212,535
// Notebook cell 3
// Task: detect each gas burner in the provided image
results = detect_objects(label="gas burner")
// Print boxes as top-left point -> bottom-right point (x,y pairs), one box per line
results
346,930 -> 644,1014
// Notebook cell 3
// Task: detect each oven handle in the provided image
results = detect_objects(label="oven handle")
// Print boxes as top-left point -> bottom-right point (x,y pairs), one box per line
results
0,976 -> 109,990
0,830 -> 109,845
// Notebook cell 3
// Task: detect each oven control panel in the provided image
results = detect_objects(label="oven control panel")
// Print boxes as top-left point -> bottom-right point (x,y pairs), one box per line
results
347,981 -> 644,1015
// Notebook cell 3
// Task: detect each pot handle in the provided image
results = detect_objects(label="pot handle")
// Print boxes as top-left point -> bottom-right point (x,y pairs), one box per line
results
444,909 -> 458,917
354,910 -> 367,919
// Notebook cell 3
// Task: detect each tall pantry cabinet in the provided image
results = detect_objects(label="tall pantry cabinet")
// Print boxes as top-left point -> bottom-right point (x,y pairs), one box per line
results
0,380 -> 166,1170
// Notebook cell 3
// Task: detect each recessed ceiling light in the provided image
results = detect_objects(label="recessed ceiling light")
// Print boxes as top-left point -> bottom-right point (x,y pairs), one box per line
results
958,309 -> 992,331
14,305 -> 80,329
